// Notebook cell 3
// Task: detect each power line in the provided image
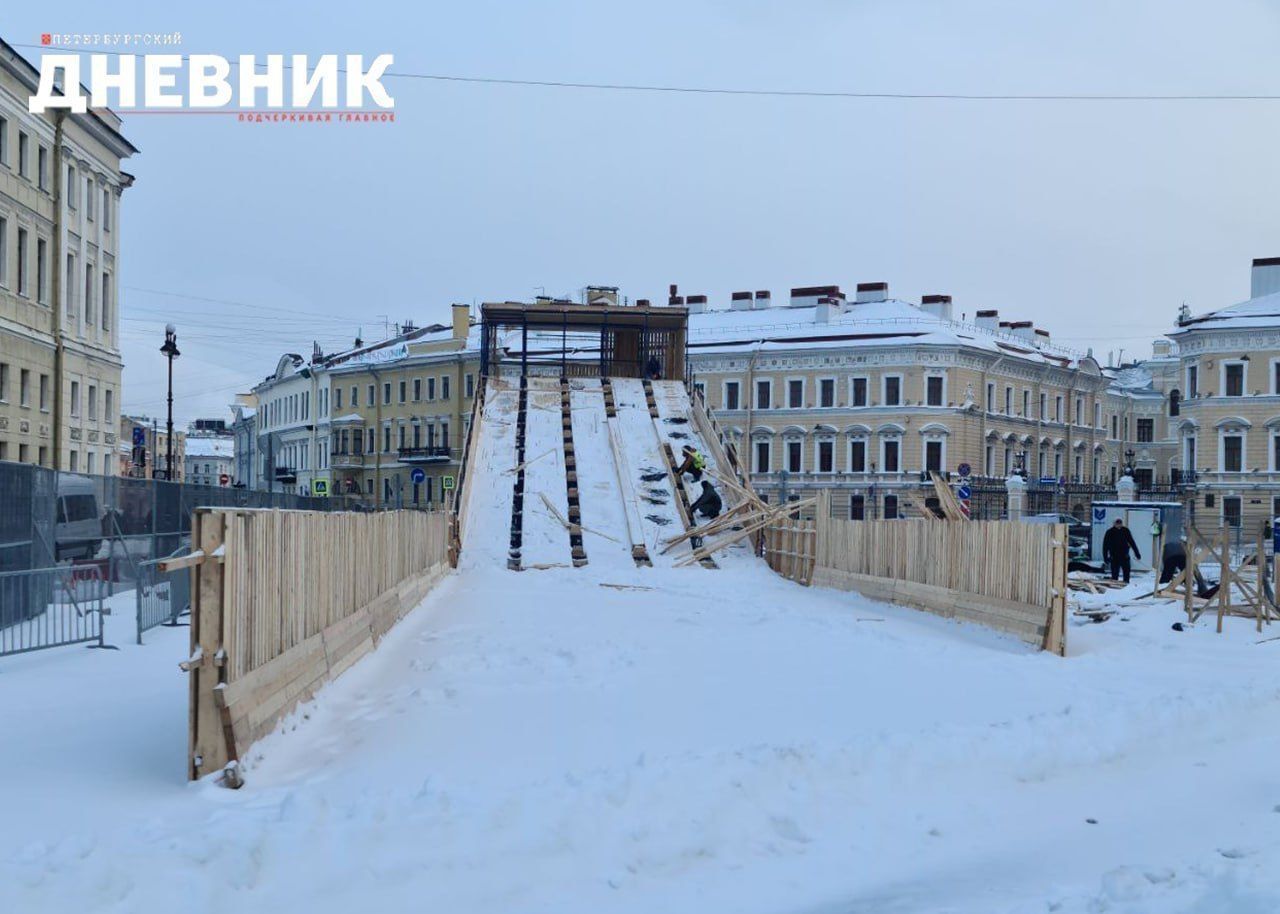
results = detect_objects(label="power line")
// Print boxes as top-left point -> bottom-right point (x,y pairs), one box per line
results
15,42 -> 1280,103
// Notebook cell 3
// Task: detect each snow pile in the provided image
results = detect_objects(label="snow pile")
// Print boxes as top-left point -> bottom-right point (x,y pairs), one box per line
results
4,563 -> 1280,912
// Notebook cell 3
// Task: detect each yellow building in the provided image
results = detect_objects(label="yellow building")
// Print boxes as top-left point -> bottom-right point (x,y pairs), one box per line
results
0,39 -> 137,475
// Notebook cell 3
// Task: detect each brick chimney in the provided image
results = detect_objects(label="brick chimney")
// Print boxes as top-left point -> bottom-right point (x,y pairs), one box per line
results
731,291 -> 754,312
686,294 -> 707,315
451,303 -> 469,341
920,294 -> 953,321
855,282 -> 888,304
753,290 -> 772,310
974,309 -> 999,332
790,285 -> 843,308
1252,257 -> 1280,298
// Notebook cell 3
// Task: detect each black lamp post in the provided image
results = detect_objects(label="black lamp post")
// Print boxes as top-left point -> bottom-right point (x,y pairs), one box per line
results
160,324 -> 180,481
1123,448 -> 1135,477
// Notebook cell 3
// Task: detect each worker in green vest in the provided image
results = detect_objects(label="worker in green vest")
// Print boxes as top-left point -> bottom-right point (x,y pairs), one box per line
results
675,445 -> 707,482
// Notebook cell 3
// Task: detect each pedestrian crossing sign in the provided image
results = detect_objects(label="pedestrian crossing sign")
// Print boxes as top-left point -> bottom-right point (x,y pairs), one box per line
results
442,475 -> 456,490
312,479 -> 329,496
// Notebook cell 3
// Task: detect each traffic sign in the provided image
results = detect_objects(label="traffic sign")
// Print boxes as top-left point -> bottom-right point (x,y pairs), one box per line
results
410,467 -> 426,484
313,479 -> 329,496
132,426 -> 146,447
956,462 -> 971,478
218,473 -> 230,486
957,484 -> 971,500
442,475 -> 456,490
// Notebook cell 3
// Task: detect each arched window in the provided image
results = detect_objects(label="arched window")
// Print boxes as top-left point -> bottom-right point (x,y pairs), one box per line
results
1169,388 -> 1181,417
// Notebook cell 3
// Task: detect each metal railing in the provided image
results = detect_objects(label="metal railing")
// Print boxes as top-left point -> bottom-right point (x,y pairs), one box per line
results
136,551 -> 192,644
0,565 -> 109,657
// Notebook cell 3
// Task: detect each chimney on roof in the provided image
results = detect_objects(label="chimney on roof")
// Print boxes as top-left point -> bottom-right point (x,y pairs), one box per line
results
1251,257 -> 1280,298
855,282 -> 888,304
815,296 -> 838,324
451,304 -> 469,341
974,309 -> 999,333
789,285 -> 843,308
668,283 -> 680,306
1033,327 -> 1050,347
1008,320 -> 1035,343
636,298 -> 651,307
731,291 -> 754,311
920,294 -> 953,321
686,294 -> 708,315
1152,339 -> 1172,358
586,286 -> 619,306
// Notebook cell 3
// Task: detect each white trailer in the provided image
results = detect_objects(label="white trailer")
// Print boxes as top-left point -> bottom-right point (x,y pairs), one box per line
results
1090,500 -> 1183,572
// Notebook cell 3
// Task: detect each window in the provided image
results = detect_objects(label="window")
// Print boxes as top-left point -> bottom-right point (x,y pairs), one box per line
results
925,440 -> 943,474
84,264 -> 94,326
849,438 -> 867,472
427,377 -> 436,400
814,440 -> 834,473
39,374 -> 48,411
398,425 -> 406,449
754,440 -> 770,473
882,438 -> 900,472
1074,397 -> 1082,423
883,494 -> 899,520
69,450 -> 77,472
1223,434 -> 1243,472
16,228 -> 28,296
466,374 -> 475,398
413,378 -> 421,401
0,117 -> 7,166
20,369 -> 30,407
849,495 -> 865,520
87,384 -> 97,420
65,253 -> 75,318
1136,418 -> 1153,442
786,440 -> 802,473
1187,365 -> 1198,398
1054,396 -> 1062,422
926,376 -> 944,407
1001,387 -> 1010,414
1169,389 -> 1180,417
367,384 -> 375,406
38,147 -> 48,190
1022,390 -> 1030,417
851,377 -> 868,407
1223,496 -> 1242,528
1094,402 -> 1101,428
755,379 -> 771,410
883,376 -> 902,407
18,132 -> 29,178
0,364 -> 7,401
787,379 -> 804,409
335,387 -> 343,410
104,389 -> 113,422
1224,362 -> 1245,397
441,421 -> 449,447
1274,434 -> 1280,473
38,239 -> 48,303
399,380 -> 406,403
383,425 -> 392,453
985,382 -> 995,412
103,188 -> 111,231
985,444 -> 994,476
1039,392 -> 1047,419
819,378 -> 835,408
1111,415 -> 1118,439
441,376 -> 451,400
67,164 -> 76,206
383,382 -> 391,405
70,380 -> 80,417
0,217 -> 6,287
724,381 -> 740,411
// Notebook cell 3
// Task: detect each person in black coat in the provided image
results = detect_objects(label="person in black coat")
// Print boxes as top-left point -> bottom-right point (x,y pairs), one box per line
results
690,479 -> 722,520
1102,518 -> 1141,583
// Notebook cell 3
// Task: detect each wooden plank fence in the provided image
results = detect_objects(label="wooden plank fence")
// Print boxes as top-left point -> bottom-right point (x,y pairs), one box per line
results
762,492 -> 1066,654
184,508 -> 451,781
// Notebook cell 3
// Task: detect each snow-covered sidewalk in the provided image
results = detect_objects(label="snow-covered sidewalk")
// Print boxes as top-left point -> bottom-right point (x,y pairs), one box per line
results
3,563 -> 1280,912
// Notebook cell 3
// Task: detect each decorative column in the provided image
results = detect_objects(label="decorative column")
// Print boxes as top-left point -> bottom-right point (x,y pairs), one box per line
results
1117,473 -> 1137,503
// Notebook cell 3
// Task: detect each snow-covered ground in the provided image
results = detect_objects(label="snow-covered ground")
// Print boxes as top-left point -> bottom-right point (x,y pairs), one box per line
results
4,560 -> 1280,913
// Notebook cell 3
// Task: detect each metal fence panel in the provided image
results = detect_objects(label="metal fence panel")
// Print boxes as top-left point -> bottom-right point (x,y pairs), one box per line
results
0,565 -> 107,657
135,551 -> 191,643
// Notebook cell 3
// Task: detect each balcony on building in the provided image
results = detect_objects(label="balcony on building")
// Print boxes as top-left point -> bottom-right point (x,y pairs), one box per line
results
274,465 -> 298,484
330,449 -> 366,469
398,445 -> 452,463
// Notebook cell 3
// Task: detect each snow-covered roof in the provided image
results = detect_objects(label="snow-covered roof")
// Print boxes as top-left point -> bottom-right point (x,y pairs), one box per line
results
1173,290 -> 1280,333
184,436 -> 234,459
685,299 -> 1094,370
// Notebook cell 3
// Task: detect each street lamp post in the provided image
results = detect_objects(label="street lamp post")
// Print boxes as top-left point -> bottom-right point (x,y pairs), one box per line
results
160,324 -> 180,481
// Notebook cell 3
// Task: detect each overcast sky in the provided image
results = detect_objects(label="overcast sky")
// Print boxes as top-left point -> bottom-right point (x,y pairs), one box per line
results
8,1 -> 1280,424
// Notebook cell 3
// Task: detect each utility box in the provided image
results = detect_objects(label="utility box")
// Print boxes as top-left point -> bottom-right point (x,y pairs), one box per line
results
1090,501 -> 1184,572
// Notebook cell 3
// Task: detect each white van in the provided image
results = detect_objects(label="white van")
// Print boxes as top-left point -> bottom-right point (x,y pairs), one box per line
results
55,474 -> 102,561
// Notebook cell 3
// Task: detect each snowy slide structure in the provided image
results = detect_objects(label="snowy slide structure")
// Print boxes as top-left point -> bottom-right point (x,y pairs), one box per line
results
455,378 -> 520,569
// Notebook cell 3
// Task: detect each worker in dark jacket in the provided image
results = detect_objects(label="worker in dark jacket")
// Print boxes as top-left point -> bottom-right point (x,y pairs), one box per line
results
675,445 -> 707,482
690,479 -> 722,520
1102,518 -> 1141,583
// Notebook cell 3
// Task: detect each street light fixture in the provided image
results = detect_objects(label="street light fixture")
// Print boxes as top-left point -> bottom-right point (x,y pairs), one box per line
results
1123,447 -> 1135,477
159,324 -> 180,481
